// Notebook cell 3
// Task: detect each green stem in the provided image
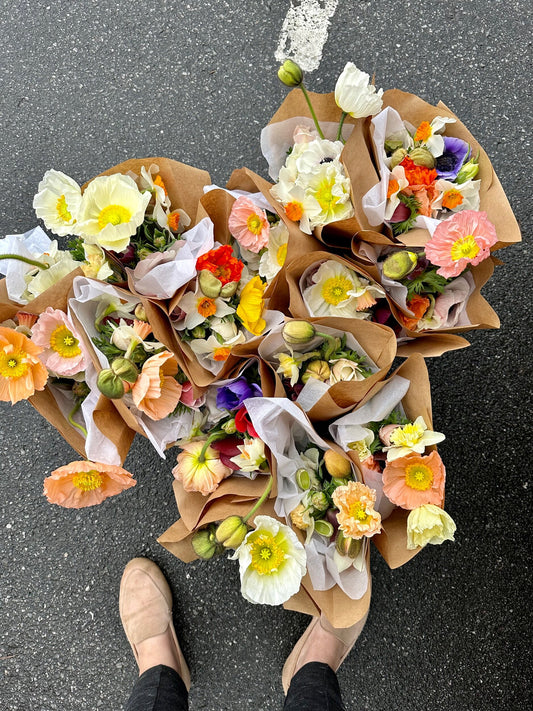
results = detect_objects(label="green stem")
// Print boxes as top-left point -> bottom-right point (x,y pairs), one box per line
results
67,401 -> 88,438
0,254 -> 49,270
300,83 -> 325,139
336,111 -> 348,142
243,474 -> 273,524
198,431 -> 226,463
315,331 -> 340,360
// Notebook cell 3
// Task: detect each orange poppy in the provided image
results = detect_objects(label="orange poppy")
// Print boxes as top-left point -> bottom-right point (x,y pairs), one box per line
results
44,460 -> 136,508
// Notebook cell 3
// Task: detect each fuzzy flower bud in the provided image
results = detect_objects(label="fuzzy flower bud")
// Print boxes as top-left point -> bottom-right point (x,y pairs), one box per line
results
111,357 -> 139,384
310,491 -> 329,512
278,59 -> 303,87
134,303 -> 148,322
198,269 -> 222,298
97,369 -> 125,399
409,146 -> 436,168
215,516 -> 248,549
384,138 -> 404,154
221,418 -> 237,435
382,251 -> 418,280
390,148 -> 408,169
301,360 -> 330,385
192,524 -> 222,560
324,449 -> 352,479
335,530 -> 362,558
282,320 -> 316,345
455,156 -> 480,184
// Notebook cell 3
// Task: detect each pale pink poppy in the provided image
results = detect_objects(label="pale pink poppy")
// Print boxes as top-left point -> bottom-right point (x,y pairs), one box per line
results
31,307 -> 87,377
131,350 -> 182,420
228,196 -> 270,253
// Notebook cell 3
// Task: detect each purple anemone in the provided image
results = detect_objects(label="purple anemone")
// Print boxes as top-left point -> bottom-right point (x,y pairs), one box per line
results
216,376 -> 262,411
435,137 -> 470,180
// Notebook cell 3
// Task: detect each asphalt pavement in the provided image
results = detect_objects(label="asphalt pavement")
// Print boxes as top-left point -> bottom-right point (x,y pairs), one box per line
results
0,1 -> 531,709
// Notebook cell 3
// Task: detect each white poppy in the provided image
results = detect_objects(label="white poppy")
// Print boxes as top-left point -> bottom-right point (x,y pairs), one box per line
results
335,63 -> 383,119
33,170 -> 82,237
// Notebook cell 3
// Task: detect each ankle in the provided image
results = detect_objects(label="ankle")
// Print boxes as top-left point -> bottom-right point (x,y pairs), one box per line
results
136,629 -> 182,677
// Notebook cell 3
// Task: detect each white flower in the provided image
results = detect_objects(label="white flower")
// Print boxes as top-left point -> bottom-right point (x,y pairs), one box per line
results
81,244 -> 114,281
407,504 -> 456,550
329,358 -> 366,384
110,319 -> 163,355
210,317 -> 241,342
189,333 -> 245,364
75,174 -> 151,253
23,248 -> 81,301
153,201 -> 191,233
230,438 -> 267,472
275,352 -> 301,386
304,260 -> 383,318
302,162 -> 354,230
335,63 -> 383,119
347,427 -> 375,463
259,221 -> 289,282
431,179 -> 481,213
383,416 -> 445,461
138,164 -> 171,210
292,138 -> 343,178
33,170 -> 82,237
230,515 -> 306,606
176,290 -> 235,331
414,116 -> 456,158
384,166 -> 410,221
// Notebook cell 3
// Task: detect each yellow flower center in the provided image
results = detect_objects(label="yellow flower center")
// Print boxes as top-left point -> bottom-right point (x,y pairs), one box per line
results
49,324 -> 82,358
321,275 -> 352,305
405,462 -> 434,491
72,470 -> 104,491
390,422 -> 425,448
246,214 -> 264,235
450,235 -> 480,261
348,440 -> 371,461
0,350 -> 28,379
56,195 -> 72,223
249,532 -> 285,575
348,501 -> 370,524
314,178 -> 339,212
442,189 -> 464,210
97,204 -> 132,229
415,121 -> 432,142
276,243 -> 288,266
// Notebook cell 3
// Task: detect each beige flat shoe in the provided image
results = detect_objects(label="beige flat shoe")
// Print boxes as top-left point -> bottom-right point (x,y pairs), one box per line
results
281,611 -> 368,695
119,557 -> 191,691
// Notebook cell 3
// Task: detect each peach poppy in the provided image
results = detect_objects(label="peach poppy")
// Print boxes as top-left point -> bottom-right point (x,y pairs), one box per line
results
332,481 -> 382,539
31,307 -> 87,377
382,451 -> 445,510
131,350 -> 182,420
228,196 -> 270,253
173,440 -> 232,495
0,326 -> 48,404
43,460 -> 136,508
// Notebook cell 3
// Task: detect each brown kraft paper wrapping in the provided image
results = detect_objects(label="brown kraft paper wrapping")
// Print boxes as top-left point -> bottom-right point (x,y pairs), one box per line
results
370,90 -> 521,251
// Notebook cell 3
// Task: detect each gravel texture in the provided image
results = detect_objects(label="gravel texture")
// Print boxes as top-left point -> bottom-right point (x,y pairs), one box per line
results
0,1 -> 531,709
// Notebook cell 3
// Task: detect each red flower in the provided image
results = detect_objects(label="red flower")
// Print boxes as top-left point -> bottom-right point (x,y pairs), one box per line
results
234,406 -> 258,438
211,436 -> 245,470
196,245 -> 244,285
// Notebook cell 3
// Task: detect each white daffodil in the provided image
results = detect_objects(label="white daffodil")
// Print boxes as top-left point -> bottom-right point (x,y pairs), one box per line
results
304,260 -> 383,319
335,62 -> 383,119
270,181 -> 312,234
176,290 -> 235,331
75,174 -> 151,253
230,438 -> 267,472
259,221 -> 289,282
189,332 -> 245,365
110,319 -> 163,356
275,352 -> 302,386
384,166 -> 410,221
413,116 -> 456,158
406,504 -> 456,550
138,164 -> 171,210
33,170 -> 82,236
432,179 -> 481,213
347,426 -> 375,463
303,162 -> 354,230
81,243 -> 114,281
383,416 -> 445,461
230,515 -> 306,606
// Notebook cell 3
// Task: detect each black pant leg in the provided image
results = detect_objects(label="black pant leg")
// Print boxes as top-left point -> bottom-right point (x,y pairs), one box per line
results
283,662 -> 346,711
124,664 -> 189,711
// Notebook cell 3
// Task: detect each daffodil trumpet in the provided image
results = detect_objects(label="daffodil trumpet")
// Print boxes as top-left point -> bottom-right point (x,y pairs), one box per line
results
0,253 -> 50,270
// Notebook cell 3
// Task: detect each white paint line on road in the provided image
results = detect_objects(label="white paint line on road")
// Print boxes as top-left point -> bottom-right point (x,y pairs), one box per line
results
275,0 -> 339,73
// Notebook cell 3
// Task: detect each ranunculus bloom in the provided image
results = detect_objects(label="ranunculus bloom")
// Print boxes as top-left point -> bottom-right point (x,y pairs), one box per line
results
332,481 -> 382,539
131,350 -> 183,420
424,210 -> 498,278
407,504 -> 456,550
329,358 -> 366,384
382,451 -> 445,510
230,515 -> 307,606
228,196 -> 270,254
334,62 -> 383,118
236,276 -> 266,335
0,327 -> 48,404
196,245 -> 244,285
216,376 -> 262,411
43,460 -> 136,508
31,307 -> 87,377
173,440 -> 232,495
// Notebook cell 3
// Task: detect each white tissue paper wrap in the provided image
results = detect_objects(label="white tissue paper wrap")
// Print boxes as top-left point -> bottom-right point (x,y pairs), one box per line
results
245,397 -> 369,599
128,217 -> 214,299
69,276 -> 189,458
260,118 -> 355,181
258,324 -> 378,412
0,227 -> 53,304
203,185 -> 273,213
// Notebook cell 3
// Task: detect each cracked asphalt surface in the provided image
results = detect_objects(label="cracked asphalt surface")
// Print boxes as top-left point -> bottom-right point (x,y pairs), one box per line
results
0,1 -> 531,709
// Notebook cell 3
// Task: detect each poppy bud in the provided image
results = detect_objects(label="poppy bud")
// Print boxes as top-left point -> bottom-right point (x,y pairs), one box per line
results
382,251 -> 418,280
278,59 -> 303,87
192,525 -> 223,560
198,270 -> 222,298
282,320 -> 316,345
324,450 -> 352,479
97,369 -> 125,399
215,516 -> 248,549
111,357 -> 139,384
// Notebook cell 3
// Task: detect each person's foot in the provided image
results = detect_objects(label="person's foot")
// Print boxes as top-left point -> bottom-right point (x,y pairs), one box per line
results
119,557 -> 191,689
281,611 -> 368,694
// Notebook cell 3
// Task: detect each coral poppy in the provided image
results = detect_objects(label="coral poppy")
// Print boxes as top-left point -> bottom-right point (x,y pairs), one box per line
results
173,440 -> 232,495
382,451 -> 445,510
228,196 -> 270,254
131,350 -> 183,420
43,460 -> 136,508
196,245 -> 244,285
332,481 -> 382,539
0,327 -> 48,404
